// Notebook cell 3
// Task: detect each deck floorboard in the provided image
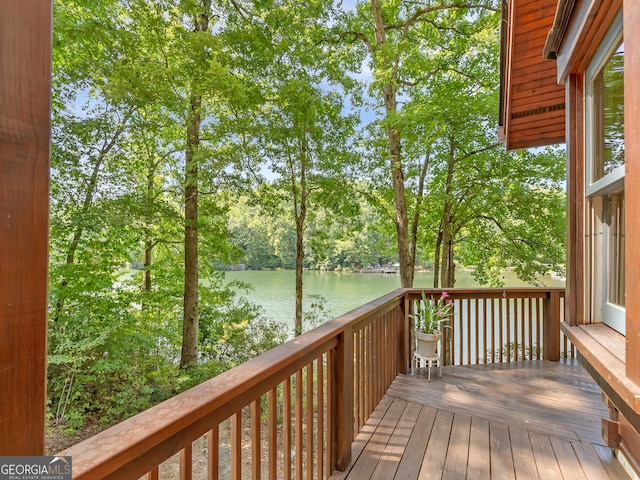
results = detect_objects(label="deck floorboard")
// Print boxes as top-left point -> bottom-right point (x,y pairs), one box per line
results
331,359 -> 630,480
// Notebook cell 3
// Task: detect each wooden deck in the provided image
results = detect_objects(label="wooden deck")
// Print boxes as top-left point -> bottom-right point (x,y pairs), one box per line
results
332,360 -> 630,479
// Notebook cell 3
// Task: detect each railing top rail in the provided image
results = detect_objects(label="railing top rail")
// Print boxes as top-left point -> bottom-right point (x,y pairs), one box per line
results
60,288 -> 407,479
405,287 -> 565,299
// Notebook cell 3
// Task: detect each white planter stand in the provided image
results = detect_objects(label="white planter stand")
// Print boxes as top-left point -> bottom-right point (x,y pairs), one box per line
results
413,330 -> 442,382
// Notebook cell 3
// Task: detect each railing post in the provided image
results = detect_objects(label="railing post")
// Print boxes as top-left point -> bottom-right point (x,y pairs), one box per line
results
331,326 -> 354,472
543,290 -> 561,361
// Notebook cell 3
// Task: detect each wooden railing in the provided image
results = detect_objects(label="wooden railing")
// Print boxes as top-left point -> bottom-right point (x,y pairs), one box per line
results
59,287 -> 569,479
59,289 -> 407,480
405,288 -> 573,366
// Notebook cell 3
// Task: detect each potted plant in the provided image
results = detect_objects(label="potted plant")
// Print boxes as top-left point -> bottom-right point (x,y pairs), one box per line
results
410,291 -> 453,358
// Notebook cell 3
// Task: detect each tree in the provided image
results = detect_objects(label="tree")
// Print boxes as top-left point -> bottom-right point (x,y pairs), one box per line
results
399,31 -> 566,287
221,0 -> 360,335
337,0 -> 500,287
256,81 -> 357,335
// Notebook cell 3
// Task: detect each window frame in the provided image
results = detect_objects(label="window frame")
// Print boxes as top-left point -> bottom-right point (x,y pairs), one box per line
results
584,11 -> 625,334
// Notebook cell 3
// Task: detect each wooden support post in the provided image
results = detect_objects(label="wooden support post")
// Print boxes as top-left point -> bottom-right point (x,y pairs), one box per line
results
0,2 -> 52,455
625,0 -> 640,384
543,291 -> 561,361
331,327 -> 354,472
602,418 -> 621,448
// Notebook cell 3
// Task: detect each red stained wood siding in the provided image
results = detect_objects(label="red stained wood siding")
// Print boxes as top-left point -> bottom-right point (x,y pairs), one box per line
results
624,0 -> 640,385
502,0 -> 566,150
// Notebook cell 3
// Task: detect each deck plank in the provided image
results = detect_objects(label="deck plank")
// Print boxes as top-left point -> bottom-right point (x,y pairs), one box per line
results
548,437 -> 588,480
370,401 -> 422,480
331,395 -> 393,480
394,406 -> 438,480
467,416 -> 490,480
343,399 -> 407,479
418,409 -> 454,480
489,422 -> 515,480
330,361 -> 630,480
593,443 -> 632,479
529,432 -> 563,480
442,413 -> 471,480
509,426 -> 538,480
572,442 -> 615,480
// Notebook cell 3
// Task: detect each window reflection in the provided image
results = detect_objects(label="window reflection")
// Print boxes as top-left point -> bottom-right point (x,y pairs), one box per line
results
607,192 -> 625,307
593,42 -> 624,181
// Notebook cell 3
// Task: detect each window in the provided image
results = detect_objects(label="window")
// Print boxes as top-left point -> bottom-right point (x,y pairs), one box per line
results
585,12 -> 625,334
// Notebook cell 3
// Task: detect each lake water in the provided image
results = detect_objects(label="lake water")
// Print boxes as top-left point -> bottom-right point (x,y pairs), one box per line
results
225,270 -> 565,333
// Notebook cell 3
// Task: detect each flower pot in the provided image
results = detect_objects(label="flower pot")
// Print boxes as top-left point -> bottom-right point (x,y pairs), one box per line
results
415,330 -> 441,358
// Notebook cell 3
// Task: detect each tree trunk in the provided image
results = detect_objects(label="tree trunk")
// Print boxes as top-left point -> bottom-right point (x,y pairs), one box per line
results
371,0 -> 414,288
389,128 -> 413,288
440,216 -> 454,287
440,137 -> 456,288
142,238 -> 153,293
142,166 -> 155,295
433,230 -> 442,288
180,1 -> 211,368
294,212 -> 305,336
181,91 -> 202,369
292,133 -> 308,337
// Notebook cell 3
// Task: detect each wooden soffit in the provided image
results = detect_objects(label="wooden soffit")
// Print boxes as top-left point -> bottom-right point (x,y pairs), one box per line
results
499,0 -> 565,150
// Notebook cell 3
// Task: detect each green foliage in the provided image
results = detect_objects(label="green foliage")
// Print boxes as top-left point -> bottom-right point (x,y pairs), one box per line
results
409,291 -> 454,334
227,193 -> 398,271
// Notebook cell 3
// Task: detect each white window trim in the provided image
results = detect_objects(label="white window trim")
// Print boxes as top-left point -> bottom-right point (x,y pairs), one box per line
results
584,10 -> 625,334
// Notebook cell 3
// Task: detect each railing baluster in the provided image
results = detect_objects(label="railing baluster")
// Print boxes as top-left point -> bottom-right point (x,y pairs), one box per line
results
373,319 -> 378,408
231,412 -> 241,480
268,388 -> 277,480
326,351 -> 333,480
360,326 -> 365,421
506,298 -> 512,362
284,376 -> 292,479
464,298 -> 469,364
475,298 -> 480,364
482,298 -> 487,364
458,299 -> 463,365
493,298 -> 498,363
317,356 -> 324,480
520,298 -> 526,360
535,298 -> 540,360
499,297 -> 504,363
378,315 -> 383,397
368,321 -> 373,415
180,444 -> 192,480
251,399 -> 261,480
306,362 -> 314,480
372,320 -> 378,417
528,298 -> 533,360
146,467 -> 159,480
295,370 -> 303,480
354,329 -> 361,432
510,298 -> 520,362
449,306 -> 453,366
208,426 -> 219,480
383,313 -> 389,390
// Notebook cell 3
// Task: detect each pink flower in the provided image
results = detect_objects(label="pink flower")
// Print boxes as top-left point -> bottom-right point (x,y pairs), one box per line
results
441,291 -> 449,298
